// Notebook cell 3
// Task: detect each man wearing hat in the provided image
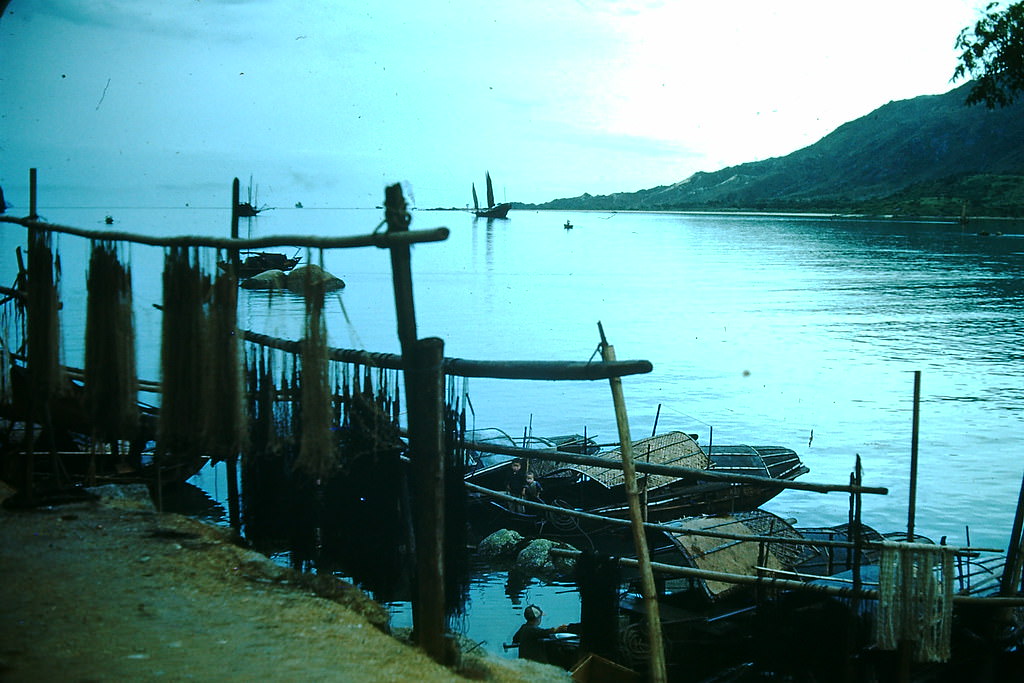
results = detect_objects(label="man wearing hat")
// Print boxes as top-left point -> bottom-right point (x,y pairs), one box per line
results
512,604 -> 571,663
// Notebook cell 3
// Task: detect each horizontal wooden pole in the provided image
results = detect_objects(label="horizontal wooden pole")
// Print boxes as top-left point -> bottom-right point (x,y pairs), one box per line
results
548,548 -> 1024,606
465,482 -> 993,554
0,215 -> 449,251
242,331 -> 653,380
461,436 -> 888,496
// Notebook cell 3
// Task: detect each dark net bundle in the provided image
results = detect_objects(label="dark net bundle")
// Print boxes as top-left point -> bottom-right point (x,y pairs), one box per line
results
26,228 -> 64,405
84,240 -> 138,444
158,246 -> 207,466
444,375 -> 470,618
201,259 -> 247,462
318,365 -> 408,598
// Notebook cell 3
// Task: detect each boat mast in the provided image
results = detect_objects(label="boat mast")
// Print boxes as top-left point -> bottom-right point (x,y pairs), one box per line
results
471,183 -> 479,212
485,171 -> 495,209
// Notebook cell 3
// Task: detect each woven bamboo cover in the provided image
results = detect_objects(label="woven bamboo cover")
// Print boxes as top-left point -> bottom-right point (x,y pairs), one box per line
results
575,431 -> 711,490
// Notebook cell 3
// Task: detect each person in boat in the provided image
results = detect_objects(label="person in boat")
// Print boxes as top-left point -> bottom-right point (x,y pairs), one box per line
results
523,471 -> 543,503
512,604 -> 573,663
505,458 -> 526,497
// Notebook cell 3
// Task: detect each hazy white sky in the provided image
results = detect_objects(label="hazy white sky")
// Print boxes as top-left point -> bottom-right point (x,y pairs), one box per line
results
0,0 -> 992,209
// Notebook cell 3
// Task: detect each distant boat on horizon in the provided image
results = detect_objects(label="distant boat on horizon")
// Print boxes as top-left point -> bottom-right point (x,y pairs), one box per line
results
471,171 -> 511,219
237,175 -> 267,217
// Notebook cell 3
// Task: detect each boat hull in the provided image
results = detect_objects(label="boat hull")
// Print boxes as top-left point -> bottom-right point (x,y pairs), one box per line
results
474,202 -> 511,219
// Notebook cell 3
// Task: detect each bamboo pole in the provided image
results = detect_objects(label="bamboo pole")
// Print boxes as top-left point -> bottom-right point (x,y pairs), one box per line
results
28,168 -> 37,220
548,548 -> 1024,607
230,178 -> 241,276
597,321 -> 666,683
1000,470 -> 1024,595
908,371 -> 921,539
242,330 -> 653,380
464,481 -> 944,552
0,215 -> 449,251
457,432 -> 888,496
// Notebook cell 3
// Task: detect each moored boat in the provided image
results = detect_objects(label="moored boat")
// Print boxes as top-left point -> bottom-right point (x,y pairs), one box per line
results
471,171 -> 511,219
464,431 -> 808,541
218,250 -> 302,279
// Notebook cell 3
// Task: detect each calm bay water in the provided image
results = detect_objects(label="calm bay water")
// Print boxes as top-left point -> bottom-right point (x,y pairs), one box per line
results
2,205 -> 1023,655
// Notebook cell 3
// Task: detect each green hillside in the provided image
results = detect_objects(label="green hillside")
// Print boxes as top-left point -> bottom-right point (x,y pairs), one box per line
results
525,83 -> 1024,217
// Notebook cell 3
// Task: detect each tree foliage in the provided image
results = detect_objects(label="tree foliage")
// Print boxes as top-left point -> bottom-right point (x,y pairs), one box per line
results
954,1 -> 1024,107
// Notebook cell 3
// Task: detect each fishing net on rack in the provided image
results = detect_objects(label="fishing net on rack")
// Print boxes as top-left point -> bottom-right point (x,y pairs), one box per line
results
445,373 -> 471,618
320,363 -> 408,598
158,246 -> 208,466
293,250 -> 335,480
26,228 -> 64,405
201,257 -> 247,462
874,542 -> 955,662
240,345 -> 306,551
84,240 -> 138,445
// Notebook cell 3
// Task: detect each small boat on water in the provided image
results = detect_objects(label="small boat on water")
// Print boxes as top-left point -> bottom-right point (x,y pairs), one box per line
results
471,172 -> 511,219
564,220 -> 573,230
218,250 -> 302,279
464,430 -> 808,542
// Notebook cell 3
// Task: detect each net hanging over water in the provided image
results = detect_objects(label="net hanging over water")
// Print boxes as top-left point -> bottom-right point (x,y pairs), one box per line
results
874,542 -> 955,663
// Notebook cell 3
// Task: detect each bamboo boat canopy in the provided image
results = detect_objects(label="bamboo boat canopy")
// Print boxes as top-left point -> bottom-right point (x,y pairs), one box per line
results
663,512 -> 795,599
572,431 -> 709,491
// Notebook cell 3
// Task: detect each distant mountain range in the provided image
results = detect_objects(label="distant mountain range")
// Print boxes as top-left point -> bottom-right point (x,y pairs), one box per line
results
523,83 -> 1024,217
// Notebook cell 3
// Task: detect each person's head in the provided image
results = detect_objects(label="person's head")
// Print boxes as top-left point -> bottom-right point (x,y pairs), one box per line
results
524,604 -> 543,623
510,459 -> 522,472
525,472 -> 535,484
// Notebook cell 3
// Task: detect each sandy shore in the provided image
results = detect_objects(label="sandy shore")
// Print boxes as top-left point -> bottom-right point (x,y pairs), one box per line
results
0,481 -> 568,682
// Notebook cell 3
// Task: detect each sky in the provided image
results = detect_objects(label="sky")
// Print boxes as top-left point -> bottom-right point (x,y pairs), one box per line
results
0,0 -> 995,210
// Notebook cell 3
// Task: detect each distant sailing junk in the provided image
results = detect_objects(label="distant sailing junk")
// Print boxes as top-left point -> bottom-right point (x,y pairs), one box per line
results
220,177 -> 302,281
471,171 -> 512,219
237,175 -> 266,217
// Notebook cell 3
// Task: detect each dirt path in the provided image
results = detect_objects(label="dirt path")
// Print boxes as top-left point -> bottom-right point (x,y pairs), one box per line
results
0,482 -> 567,682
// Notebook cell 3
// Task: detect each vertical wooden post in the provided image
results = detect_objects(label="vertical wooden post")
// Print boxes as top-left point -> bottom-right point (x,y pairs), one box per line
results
230,178 -> 241,275
597,322 -> 666,683
384,184 -> 447,663
226,457 -> 241,531
29,168 -> 37,220
845,456 -> 864,683
385,185 -> 417,348
405,337 -> 447,662
907,371 -> 921,540
225,178 -> 242,531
